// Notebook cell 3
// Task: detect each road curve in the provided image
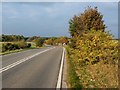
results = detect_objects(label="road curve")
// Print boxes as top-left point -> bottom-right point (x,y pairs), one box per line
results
2,46 -> 63,88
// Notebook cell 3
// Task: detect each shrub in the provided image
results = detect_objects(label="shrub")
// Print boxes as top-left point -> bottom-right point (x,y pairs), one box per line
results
68,38 -> 77,48
13,44 -> 20,50
67,30 -> 118,88
35,38 -> 44,47
17,41 -> 27,49
7,43 -> 14,50
2,44 -> 7,52
2,43 -> 18,52
2,41 -> 30,52
74,30 -> 118,65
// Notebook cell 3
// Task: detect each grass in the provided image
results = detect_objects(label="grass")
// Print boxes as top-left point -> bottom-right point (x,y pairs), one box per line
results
76,63 -> 118,88
0,47 -> 37,55
65,46 -> 83,89
0,49 -> 25,55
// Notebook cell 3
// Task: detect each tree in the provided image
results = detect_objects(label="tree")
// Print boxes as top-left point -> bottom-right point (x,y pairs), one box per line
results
44,37 -> 69,46
59,36 -> 69,45
69,7 -> 106,38
51,37 -> 57,45
35,38 -> 44,47
69,15 -> 84,37
54,38 -> 60,45
44,39 -> 53,45
2,34 -> 25,42
26,36 -> 40,42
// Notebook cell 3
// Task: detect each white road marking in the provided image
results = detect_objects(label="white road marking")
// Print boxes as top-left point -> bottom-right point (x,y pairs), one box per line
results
0,47 -> 55,73
56,47 -> 65,89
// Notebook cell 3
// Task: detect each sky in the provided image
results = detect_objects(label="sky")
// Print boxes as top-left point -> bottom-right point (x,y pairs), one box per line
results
1,2 -> 118,38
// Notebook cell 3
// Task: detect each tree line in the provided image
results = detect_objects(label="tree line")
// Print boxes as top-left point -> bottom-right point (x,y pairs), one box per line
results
1,34 -> 69,52
1,34 -> 25,42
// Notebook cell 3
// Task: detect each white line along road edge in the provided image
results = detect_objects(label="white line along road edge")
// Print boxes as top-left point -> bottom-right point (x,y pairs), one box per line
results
0,47 -> 55,73
56,47 -> 65,89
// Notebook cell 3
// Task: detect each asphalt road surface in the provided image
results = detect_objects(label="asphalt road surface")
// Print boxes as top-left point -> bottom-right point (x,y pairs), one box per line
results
2,46 -> 63,88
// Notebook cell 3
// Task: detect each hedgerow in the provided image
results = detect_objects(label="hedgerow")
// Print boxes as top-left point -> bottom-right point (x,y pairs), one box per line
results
67,30 -> 118,88
75,30 -> 118,65
2,41 -> 31,52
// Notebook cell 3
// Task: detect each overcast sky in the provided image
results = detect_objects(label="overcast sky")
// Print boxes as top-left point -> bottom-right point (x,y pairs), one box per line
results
2,2 -> 118,38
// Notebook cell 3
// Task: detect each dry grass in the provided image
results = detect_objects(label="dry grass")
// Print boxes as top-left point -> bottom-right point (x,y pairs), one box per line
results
76,62 -> 118,88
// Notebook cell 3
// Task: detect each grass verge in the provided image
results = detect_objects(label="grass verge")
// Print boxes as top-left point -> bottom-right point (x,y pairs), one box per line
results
65,46 -> 83,89
0,48 -> 35,55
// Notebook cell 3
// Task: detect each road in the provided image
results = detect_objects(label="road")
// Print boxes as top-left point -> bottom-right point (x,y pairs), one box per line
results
1,46 -> 63,88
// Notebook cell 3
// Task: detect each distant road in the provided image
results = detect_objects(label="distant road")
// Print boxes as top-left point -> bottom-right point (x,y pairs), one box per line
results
2,46 -> 63,88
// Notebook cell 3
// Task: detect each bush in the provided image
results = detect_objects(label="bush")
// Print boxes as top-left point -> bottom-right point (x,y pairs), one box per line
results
68,38 -> 77,48
74,30 -> 118,65
2,43 -> 14,52
2,41 -> 31,52
67,30 -> 118,88
2,44 -> 7,52
7,43 -> 14,50
35,38 -> 44,47
17,41 -> 27,49
13,44 -> 20,50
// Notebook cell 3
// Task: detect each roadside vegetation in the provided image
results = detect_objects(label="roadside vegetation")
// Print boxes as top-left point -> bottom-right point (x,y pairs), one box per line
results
66,7 -> 118,88
0,34 -> 69,55
0,35 -> 42,55
44,36 -> 69,46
